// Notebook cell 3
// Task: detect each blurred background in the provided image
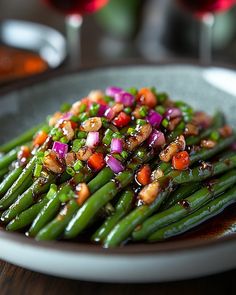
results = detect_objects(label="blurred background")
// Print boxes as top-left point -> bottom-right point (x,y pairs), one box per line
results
0,0 -> 235,84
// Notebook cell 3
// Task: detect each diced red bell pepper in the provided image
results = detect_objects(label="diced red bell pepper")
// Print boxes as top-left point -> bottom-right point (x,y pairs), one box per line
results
113,112 -> 131,128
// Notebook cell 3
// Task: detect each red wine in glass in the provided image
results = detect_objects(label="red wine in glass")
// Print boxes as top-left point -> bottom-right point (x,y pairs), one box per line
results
43,0 -> 109,16
177,0 -> 235,64
42,0 -> 109,68
178,0 -> 235,17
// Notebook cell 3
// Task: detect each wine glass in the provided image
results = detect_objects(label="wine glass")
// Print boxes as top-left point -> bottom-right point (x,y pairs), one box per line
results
42,0 -> 109,68
177,0 -> 235,64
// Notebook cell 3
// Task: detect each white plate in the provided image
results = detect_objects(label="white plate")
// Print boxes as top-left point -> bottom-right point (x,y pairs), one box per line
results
0,64 -> 236,282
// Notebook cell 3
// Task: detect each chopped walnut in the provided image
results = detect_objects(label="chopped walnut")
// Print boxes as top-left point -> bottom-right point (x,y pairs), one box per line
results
43,150 -> 64,174
81,117 -> 102,132
159,135 -> 186,162
76,146 -> 93,161
112,103 -> 124,114
61,121 -> 74,141
88,90 -> 104,102
138,181 -> 161,205
125,124 -> 152,151
65,152 -> 76,167
201,139 -> 216,149
49,112 -> 62,127
151,168 -> 164,181
76,183 -> 91,206
184,123 -> 199,136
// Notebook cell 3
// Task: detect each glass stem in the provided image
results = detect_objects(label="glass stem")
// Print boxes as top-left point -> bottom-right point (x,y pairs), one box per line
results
65,14 -> 83,69
199,13 -> 214,65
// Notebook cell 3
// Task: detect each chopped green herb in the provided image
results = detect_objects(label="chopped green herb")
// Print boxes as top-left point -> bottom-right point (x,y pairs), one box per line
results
103,129 -> 113,145
121,150 -> 128,159
66,167 -> 75,176
101,118 -> 109,128
60,136 -> 69,144
89,103 -> 100,116
78,112 -> 89,122
59,189 -> 74,203
79,104 -> 87,114
210,131 -> 220,141
124,107 -> 132,114
137,150 -> 145,158
139,106 -> 148,117
162,118 -> 169,128
137,119 -> 147,126
127,127 -> 136,135
60,102 -> 71,113
104,95 -> 113,103
155,105 -> 165,115
72,139 -> 85,152
77,131 -> 87,139
74,160 -> 83,171
46,184 -> 57,200
127,87 -> 138,96
70,115 -> 79,122
34,164 -> 42,178
112,132 -> 122,139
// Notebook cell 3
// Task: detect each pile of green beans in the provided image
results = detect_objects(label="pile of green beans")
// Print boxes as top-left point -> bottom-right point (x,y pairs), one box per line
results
0,115 -> 236,248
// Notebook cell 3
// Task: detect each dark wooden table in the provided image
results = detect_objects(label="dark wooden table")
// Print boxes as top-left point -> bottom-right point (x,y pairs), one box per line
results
0,259 -> 235,295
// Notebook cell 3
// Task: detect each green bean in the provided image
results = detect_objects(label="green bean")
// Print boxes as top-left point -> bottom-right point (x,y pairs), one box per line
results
161,182 -> 201,210
0,167 -> 9,180
33,167 -> 114,240
156,134 -> 236,178
28,184 -> 70,237
6,195 -> 48,231
189,134 -> 236,164
1,173 -> 54,222
148,185 -> 236,242
0,148 -> 18,170
0,123 -> 44,153
103,191 -> 170,247
167,154 -> 236,185
0,156 -> 36,209
87,167 -> 114,193
36,199 -> 79,240
133,170 -> 236,241
0,166 -> 23,197
64,148 -> 154,239
92,189 -> 134,243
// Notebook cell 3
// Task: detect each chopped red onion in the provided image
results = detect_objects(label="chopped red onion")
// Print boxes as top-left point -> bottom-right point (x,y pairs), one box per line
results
104,107 -> 116,121
114,92 -> 135,106
111,138 -> 123,153
165,108 -> 182,119
148,130 -> 166,147
86,132 -> 100,148
105,155 -> 124,173
52,141 -> 68,158
147,110 -> 163,128
105,86 -> 123,97
97,104 -> 108,117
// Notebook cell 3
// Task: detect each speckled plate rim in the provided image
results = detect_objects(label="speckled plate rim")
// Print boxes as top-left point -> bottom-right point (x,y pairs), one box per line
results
0,60 -> 236,257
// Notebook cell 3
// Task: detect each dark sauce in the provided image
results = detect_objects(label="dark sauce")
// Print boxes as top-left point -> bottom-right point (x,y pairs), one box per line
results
178,199 -> 190,210
170,202 -> 236,242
